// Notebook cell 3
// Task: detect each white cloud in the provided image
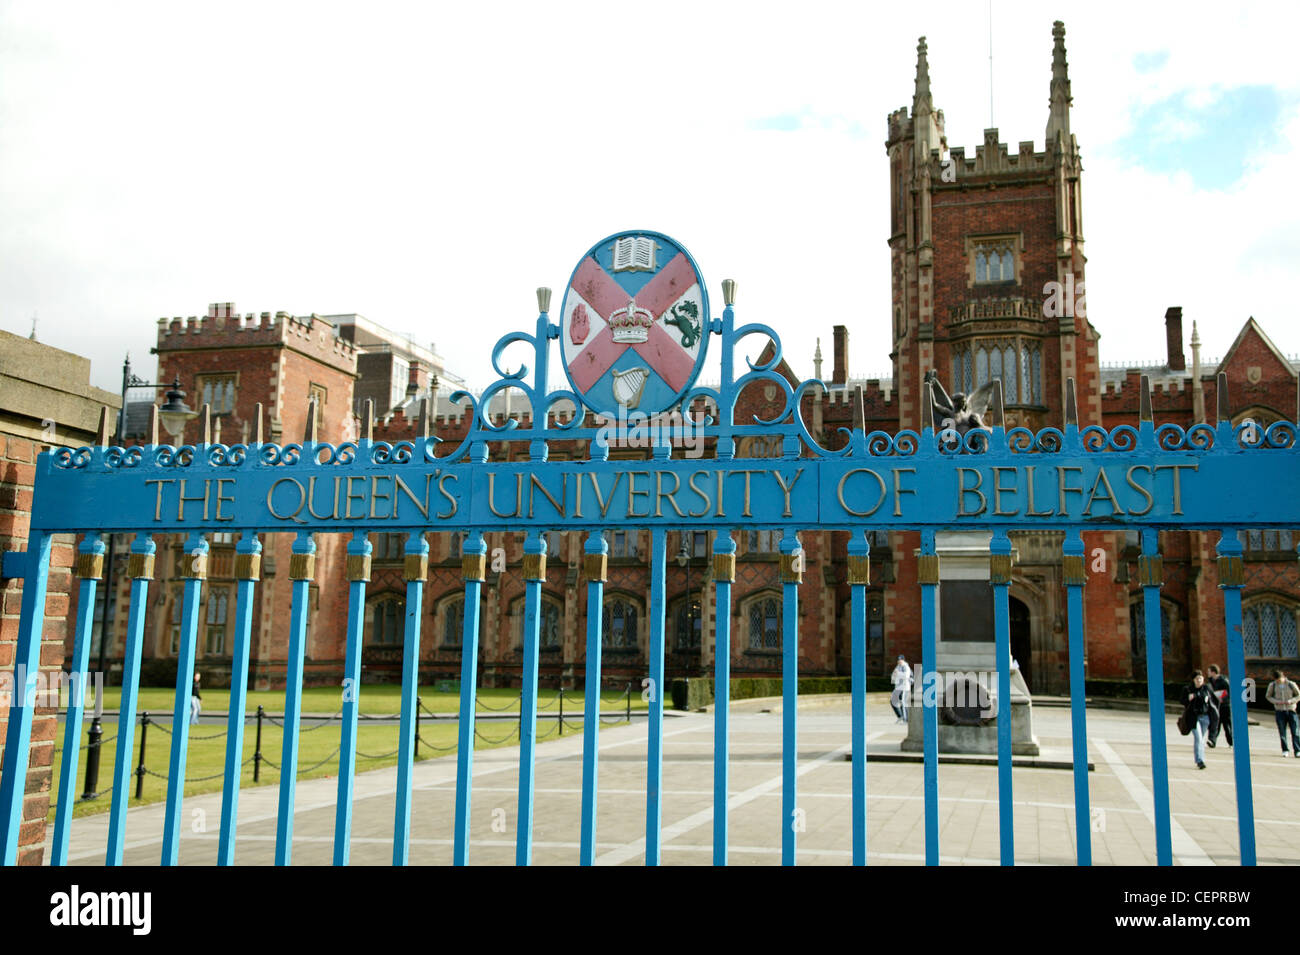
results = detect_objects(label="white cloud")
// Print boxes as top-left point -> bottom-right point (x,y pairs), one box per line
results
1,0 -> 1298,397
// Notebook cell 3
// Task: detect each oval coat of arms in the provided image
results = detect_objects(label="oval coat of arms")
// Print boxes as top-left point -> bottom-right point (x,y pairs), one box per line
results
559,231 -> 709,418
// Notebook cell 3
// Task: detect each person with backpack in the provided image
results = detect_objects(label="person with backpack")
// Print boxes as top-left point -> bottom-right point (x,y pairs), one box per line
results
890,655 -> 913,724
1265,669 -> 1300,757
1183,670 -> 1219,770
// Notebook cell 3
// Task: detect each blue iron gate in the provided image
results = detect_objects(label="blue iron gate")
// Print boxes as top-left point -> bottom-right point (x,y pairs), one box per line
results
2,230 -> 1297,866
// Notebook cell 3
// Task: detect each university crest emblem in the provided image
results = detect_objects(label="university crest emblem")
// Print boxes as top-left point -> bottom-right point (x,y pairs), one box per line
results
559,231 -> 709,416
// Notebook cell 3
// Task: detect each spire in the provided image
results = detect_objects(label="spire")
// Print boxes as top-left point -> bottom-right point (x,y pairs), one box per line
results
1045,20 -> 1072,145
814,338 -> 823,380
913,36 -> 932,115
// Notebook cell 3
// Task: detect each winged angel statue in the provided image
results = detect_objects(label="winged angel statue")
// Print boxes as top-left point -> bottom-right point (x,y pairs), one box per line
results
924,369 -> 997,440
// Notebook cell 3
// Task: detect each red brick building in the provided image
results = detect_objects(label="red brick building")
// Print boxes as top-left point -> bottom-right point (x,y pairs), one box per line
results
67,22 -> 1299,698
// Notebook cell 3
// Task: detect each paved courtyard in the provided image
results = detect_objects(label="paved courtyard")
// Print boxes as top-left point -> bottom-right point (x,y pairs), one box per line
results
46,694 -> 1300,865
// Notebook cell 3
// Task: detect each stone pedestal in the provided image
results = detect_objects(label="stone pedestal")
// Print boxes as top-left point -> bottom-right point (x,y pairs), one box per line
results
900,531 -> 1040,756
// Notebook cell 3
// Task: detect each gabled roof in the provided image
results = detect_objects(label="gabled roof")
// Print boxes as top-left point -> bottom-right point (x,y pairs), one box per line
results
1215,316 -> 1298,380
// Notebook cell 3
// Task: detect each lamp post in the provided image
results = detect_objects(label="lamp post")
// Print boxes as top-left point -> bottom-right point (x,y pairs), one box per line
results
84,358 -> 196,799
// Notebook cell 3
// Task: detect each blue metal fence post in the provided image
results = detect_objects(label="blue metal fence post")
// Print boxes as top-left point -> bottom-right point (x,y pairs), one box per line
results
161,531 -> 208,864
780,530 -> 802,866
334,528 -> 372,866
50,533 -> 104,865
919,528 -> 940,866
579,530 -> 608,865
393,530 -> 429,865
275,530 -> 316,866
846,531 -> 869,866
990,530 -> 1014,866
1140,526 -> 1173,866
0,531 -> 52,865
105,532 -> 155,866
453,532 -> 486,866
1062,531 -> 1092,866
516,531 -> 547,866
645,526 -> 667,865
1216,529 -> 1256,865
712,532 -> 736,866
217,532 -> 261,865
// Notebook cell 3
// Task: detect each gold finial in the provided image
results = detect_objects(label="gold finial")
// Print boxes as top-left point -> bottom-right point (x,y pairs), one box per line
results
536,287 -> 552,313
721,279 -> 737,307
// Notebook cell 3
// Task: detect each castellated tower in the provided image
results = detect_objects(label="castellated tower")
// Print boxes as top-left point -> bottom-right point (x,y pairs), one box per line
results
886,21 -> 1098,433
150,306 -> 360,688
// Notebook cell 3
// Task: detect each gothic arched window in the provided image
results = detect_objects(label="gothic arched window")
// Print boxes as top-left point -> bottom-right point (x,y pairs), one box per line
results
1244,601 -> 1299,658
602,598 -> 639,650
747,596 -> 782,650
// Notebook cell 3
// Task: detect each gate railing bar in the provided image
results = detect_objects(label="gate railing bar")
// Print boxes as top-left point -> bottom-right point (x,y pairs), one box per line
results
105,531 -> 154,865
713,532 -> 736,866
780,531 -> 802,866
161,527 -> 207,864
218,530 -> 261,864
919,526 -> 940,866
579,531 -> 607,865
645,526 -> 667,865
515,531 -> 546,865
991,528 -> 1013,866
393,529 -> 428,865
1140,523 -> 1173,866
50,532 -> 104,865
453,532 -> 486,865
0,529 -> 53,864
1063,530 -> 1091,865
1216,375 -> 1257,865
847,531 -> 868,866
333,526 -> 373,865
275,529 -> 315,865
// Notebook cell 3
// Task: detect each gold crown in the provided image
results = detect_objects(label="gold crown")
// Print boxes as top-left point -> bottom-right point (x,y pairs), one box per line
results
608,300 -> 653,344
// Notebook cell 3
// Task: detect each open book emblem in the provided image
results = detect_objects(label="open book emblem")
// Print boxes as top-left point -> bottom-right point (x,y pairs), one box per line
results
611,236 -> 657,273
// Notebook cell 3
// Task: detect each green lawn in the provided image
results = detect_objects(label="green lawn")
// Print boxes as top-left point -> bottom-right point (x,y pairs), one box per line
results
48,687 -> 640,822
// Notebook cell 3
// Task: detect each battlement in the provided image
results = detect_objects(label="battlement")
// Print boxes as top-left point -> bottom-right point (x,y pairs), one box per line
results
156,302 -> 358,374
944,129 -> 1057,180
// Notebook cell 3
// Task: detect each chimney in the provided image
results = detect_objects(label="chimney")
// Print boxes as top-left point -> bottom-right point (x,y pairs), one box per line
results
406,360 -> 422,398
1165,307 -> 1185,371
832,326 -> 848,385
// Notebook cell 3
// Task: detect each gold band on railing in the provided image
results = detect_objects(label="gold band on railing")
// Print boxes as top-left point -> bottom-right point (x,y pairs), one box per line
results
523,553 -> 546,581
404,553 -> 428,582
584,553 -> 607,582
1062,555 -> 1087,586
1217,555 -> 1244,588
234,553 -> 262,581
917,554 -> 940,585
462,553 -> 486,582
75,552 -> 104,580
713,553 -> 736,583
127,553 -> 155,580
780,552 -> 803,584
347,554 -> 372,582
179,552 -> 208,580
846,554 -> 871,585
1137,555 -> 1163,587
290,553 -> 316,581
989,554 -> 1013,585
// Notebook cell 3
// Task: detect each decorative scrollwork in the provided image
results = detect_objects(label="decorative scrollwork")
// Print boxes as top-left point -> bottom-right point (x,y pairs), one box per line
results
1156,423 -> 1188,450
1264,420 -> 1297,449
1033,427 -> 1063,453
1006,427 -> 1035,452
52,446 -> 92,469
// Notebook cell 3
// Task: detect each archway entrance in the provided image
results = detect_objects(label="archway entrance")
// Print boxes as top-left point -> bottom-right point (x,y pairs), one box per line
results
1009,597 -> 1032,693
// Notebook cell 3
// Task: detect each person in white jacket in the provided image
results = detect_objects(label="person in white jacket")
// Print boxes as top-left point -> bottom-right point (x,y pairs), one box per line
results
890,656 -> 914,724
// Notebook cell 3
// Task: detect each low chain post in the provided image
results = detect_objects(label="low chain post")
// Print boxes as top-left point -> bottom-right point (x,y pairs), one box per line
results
82,717 -> 103,799
254,705 -> 264,783
135,712 -> 149,800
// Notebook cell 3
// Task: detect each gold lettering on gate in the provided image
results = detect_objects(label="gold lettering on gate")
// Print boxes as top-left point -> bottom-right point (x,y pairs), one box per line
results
837,468 -> 888,518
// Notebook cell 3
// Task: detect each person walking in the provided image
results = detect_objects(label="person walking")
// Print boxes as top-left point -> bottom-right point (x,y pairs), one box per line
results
190,672 -> 202,726
890,655 -> 913,724
1206,664 -> 1232,748
1265,668 -> 1300,757
1183,670 -> 1219,770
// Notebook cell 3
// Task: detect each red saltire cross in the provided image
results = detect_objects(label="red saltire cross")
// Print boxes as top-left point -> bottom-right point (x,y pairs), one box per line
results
568,252 -> 699,395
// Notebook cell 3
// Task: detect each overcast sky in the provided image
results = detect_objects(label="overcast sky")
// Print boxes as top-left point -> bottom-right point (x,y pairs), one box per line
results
2,0 -> 1297,399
